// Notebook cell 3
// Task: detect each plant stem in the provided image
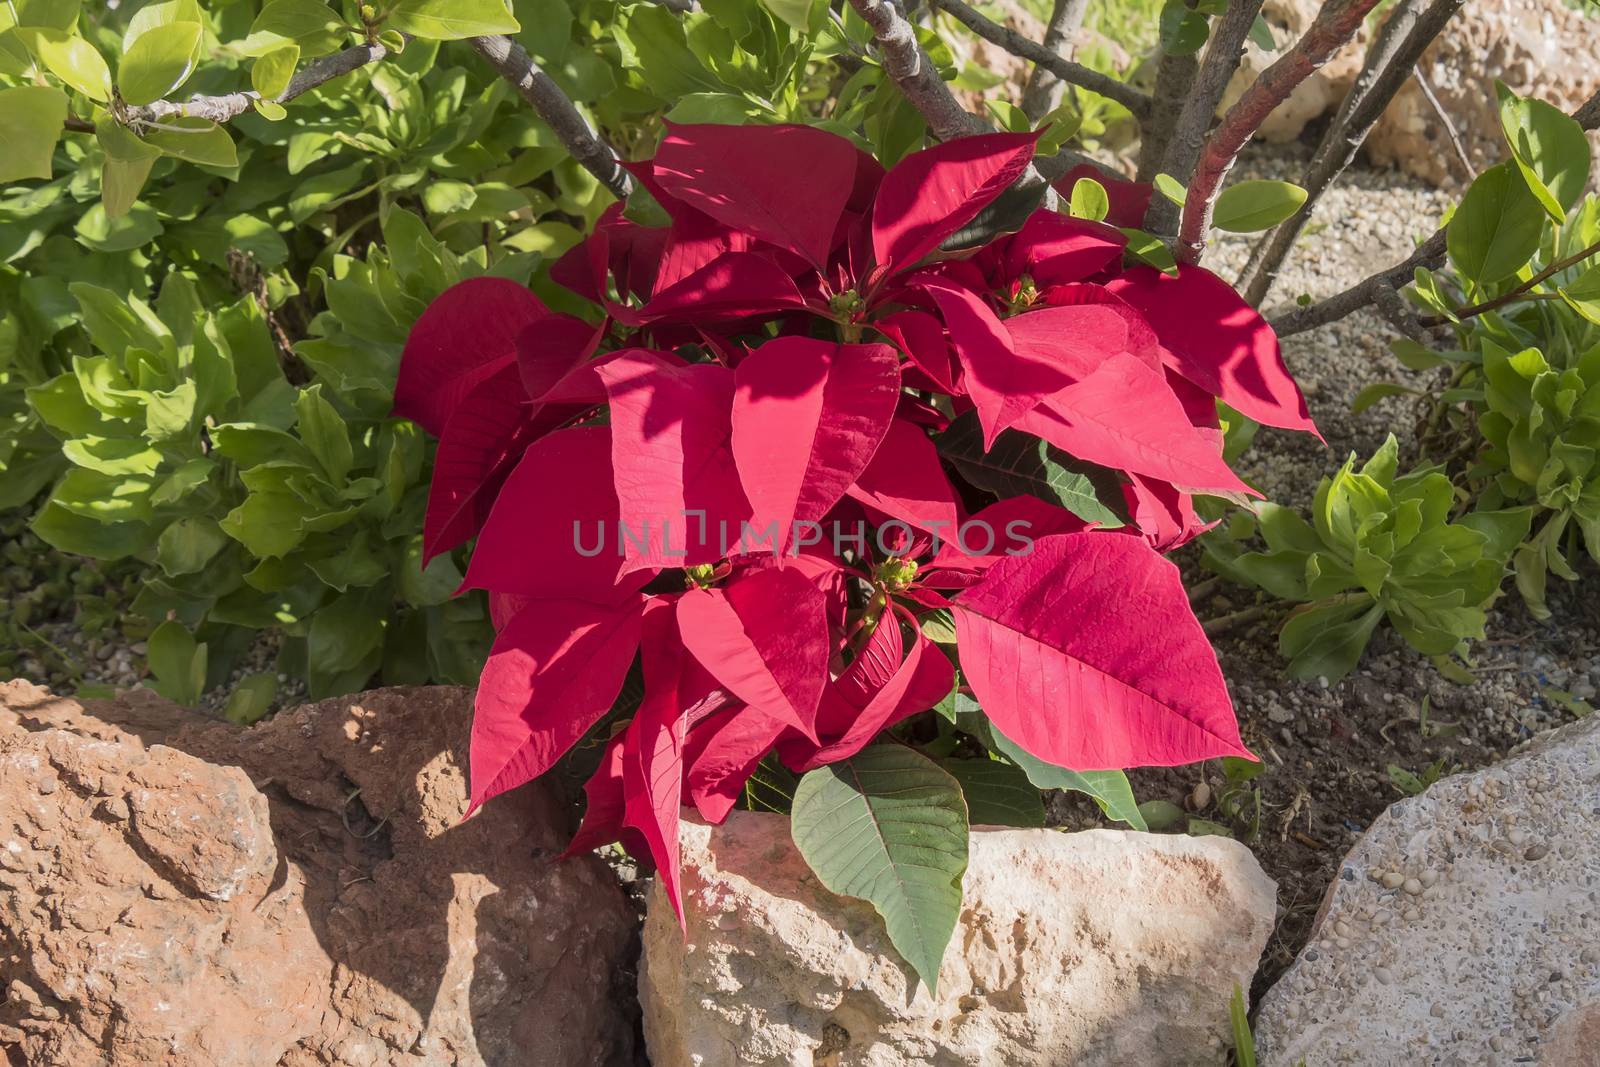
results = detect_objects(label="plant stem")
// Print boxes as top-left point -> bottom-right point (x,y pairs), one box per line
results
1019,0 -> 1092,121
1419,238 -> 1600,326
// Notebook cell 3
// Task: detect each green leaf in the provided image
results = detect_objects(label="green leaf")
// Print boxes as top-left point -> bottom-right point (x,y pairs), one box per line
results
1212,180 -> 1307,233
939,756 -> 1044,827
1159,0 -> 1209,55
1447,162 -> 1546,287
400,537 -> 464,606
20,28 -> 112,101
220,490 -> 310,558
1350,381 -> 1413,414
251,42 -> 300,99
1280,597 -> 1384,681
1137,799 -> 1186,831
144,117 -> 238,168
307,590 -> 386,697
30,500 -> 155,559
243,0 -> 347,57
1497,81 -> 1591,221
293,384 -> 353,484
984,720 -> 1147,830
1068,177 -> 1110,222
1120,227 -> 1177,273
61,435 -> 161,476
388,0 -> 520,39
221,672 -> 278,725
117,21 -> 202,106
1247,13 -> 1275,50
0,85 -> 68,183
6,0 -> 82,31
74,201 -> 163,252
147,620 -> 208,706
1154,172 -> 1187,206
790,745 -> 968,993
156,516 -> 229,576
96,117 -> 160,218
759,0 -> 815,31
939,411 -> 1126,528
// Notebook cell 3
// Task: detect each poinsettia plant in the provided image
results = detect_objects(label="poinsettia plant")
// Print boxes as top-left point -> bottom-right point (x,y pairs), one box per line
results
392,123 -> 1315,989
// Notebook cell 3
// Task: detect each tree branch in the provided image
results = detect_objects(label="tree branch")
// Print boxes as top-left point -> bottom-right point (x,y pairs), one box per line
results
1136,49 -> 1199,190
1154,0 -> 1266,191
1271,82 -> 1600,337
1019,0 -> 1091,121
1175,0 -> 1384,264
468,35 -> 632,200
118,40 -> 390,127
847,0 -> 991,140
1417,237 -> 1600,326
1235,0 -> 1461,305
926,0 -> 1152,118
1412,63 -> 1471,179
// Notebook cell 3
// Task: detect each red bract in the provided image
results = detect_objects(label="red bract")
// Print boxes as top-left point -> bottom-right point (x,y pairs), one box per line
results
394,123 -> 1319,920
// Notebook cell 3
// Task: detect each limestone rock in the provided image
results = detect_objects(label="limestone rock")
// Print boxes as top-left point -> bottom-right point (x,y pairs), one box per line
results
1365,0 -> 1600,187
640,813 -> 1277,1066
1217,0 -> 1367,143
0,680 -> 637,1067
1253,713 -> 1600,1065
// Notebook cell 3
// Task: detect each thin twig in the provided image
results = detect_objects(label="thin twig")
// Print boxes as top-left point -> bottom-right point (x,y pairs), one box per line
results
1412,64 -> 1472,179
1176,0 -> 1384,264
1020,0 -> 1091,121
847,0 -> 990,140
1272,83 -> 1600,336
1203,602 -> 1279,636
1236,0 -> 1460,306
118,41 -> 389,127
927,0 -> 1152,118
1418,238 -> 1600,326
467,35 -> 632,200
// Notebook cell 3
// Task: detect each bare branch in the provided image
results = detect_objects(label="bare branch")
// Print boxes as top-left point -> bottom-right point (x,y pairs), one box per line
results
1417,237 -> 1600,326
846,0 -> 993,140
468,35 -> 632,200
1175,0 -> 1384,264
118,40 -> 389,128
1272,81 -> 1600,337
1136,50 -> 1199,192
1236,0 -> 1461,304
1413,64 -> 1472,179
1154,0 -> 1266,189
1019,0 -> 1091,121
927,0 -> 1152,118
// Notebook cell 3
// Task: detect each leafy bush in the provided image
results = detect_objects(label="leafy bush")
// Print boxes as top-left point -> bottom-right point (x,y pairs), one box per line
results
397,123 -> 1315,985
1400,85 -> 1600,620
1206,435 -> 1529,682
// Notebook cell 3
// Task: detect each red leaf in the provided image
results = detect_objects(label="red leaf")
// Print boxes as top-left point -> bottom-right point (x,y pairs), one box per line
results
676,567 -> 829,739
845,417 -> 960,538
954,532 -> 1249,769
1104,266 -> 1320,438
1005,303 -> 1135,381
732,337 -> 901,555
563,730 -> 634,858
930,494 -> 1087,573
641,251 -> 811,323
598,351 -> 752,572
682,705 -> 787,824
516,315 -> 603,399
422,366 -> 531,562
1001,209 -> 1126,287
1013,353 -> 1257,497
623,601 -> 691,924
1123,473 -> 1217,551
654,123 -> 858,268
922,276 -> 1069,448
784,618 -> 955,771
1053,164 -> 1153,229
461,426 -> 648,604
872,132 -> 1039,274
394,277 -> 551,436
470,596 -> 642,813
1035,281 -> 1163,366
874,309 -> 960,393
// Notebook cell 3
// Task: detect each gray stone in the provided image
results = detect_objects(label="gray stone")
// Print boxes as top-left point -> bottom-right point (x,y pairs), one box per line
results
1255,714 -> 1600,1065
641,813 -> 1277,1066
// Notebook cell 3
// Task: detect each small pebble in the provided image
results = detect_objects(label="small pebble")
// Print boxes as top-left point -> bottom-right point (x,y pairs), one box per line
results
1402,878 -> 1422,896
1380,871 -> 1404,889
1375,967 -> 1394,985
1419,869 -> 1438,887
1403,908 -> 1422,922
36,777 -> 57,796
1523,844 -> 1549,862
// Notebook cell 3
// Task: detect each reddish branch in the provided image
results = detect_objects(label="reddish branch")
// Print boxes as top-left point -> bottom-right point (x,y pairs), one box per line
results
1175,0 -> 1384,264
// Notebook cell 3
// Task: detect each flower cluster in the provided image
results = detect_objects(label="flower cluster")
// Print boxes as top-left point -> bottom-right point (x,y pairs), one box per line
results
392,124 -> 1316,918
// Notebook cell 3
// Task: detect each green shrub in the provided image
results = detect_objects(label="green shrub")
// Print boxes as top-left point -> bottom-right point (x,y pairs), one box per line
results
1206,436 -> 1530,681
